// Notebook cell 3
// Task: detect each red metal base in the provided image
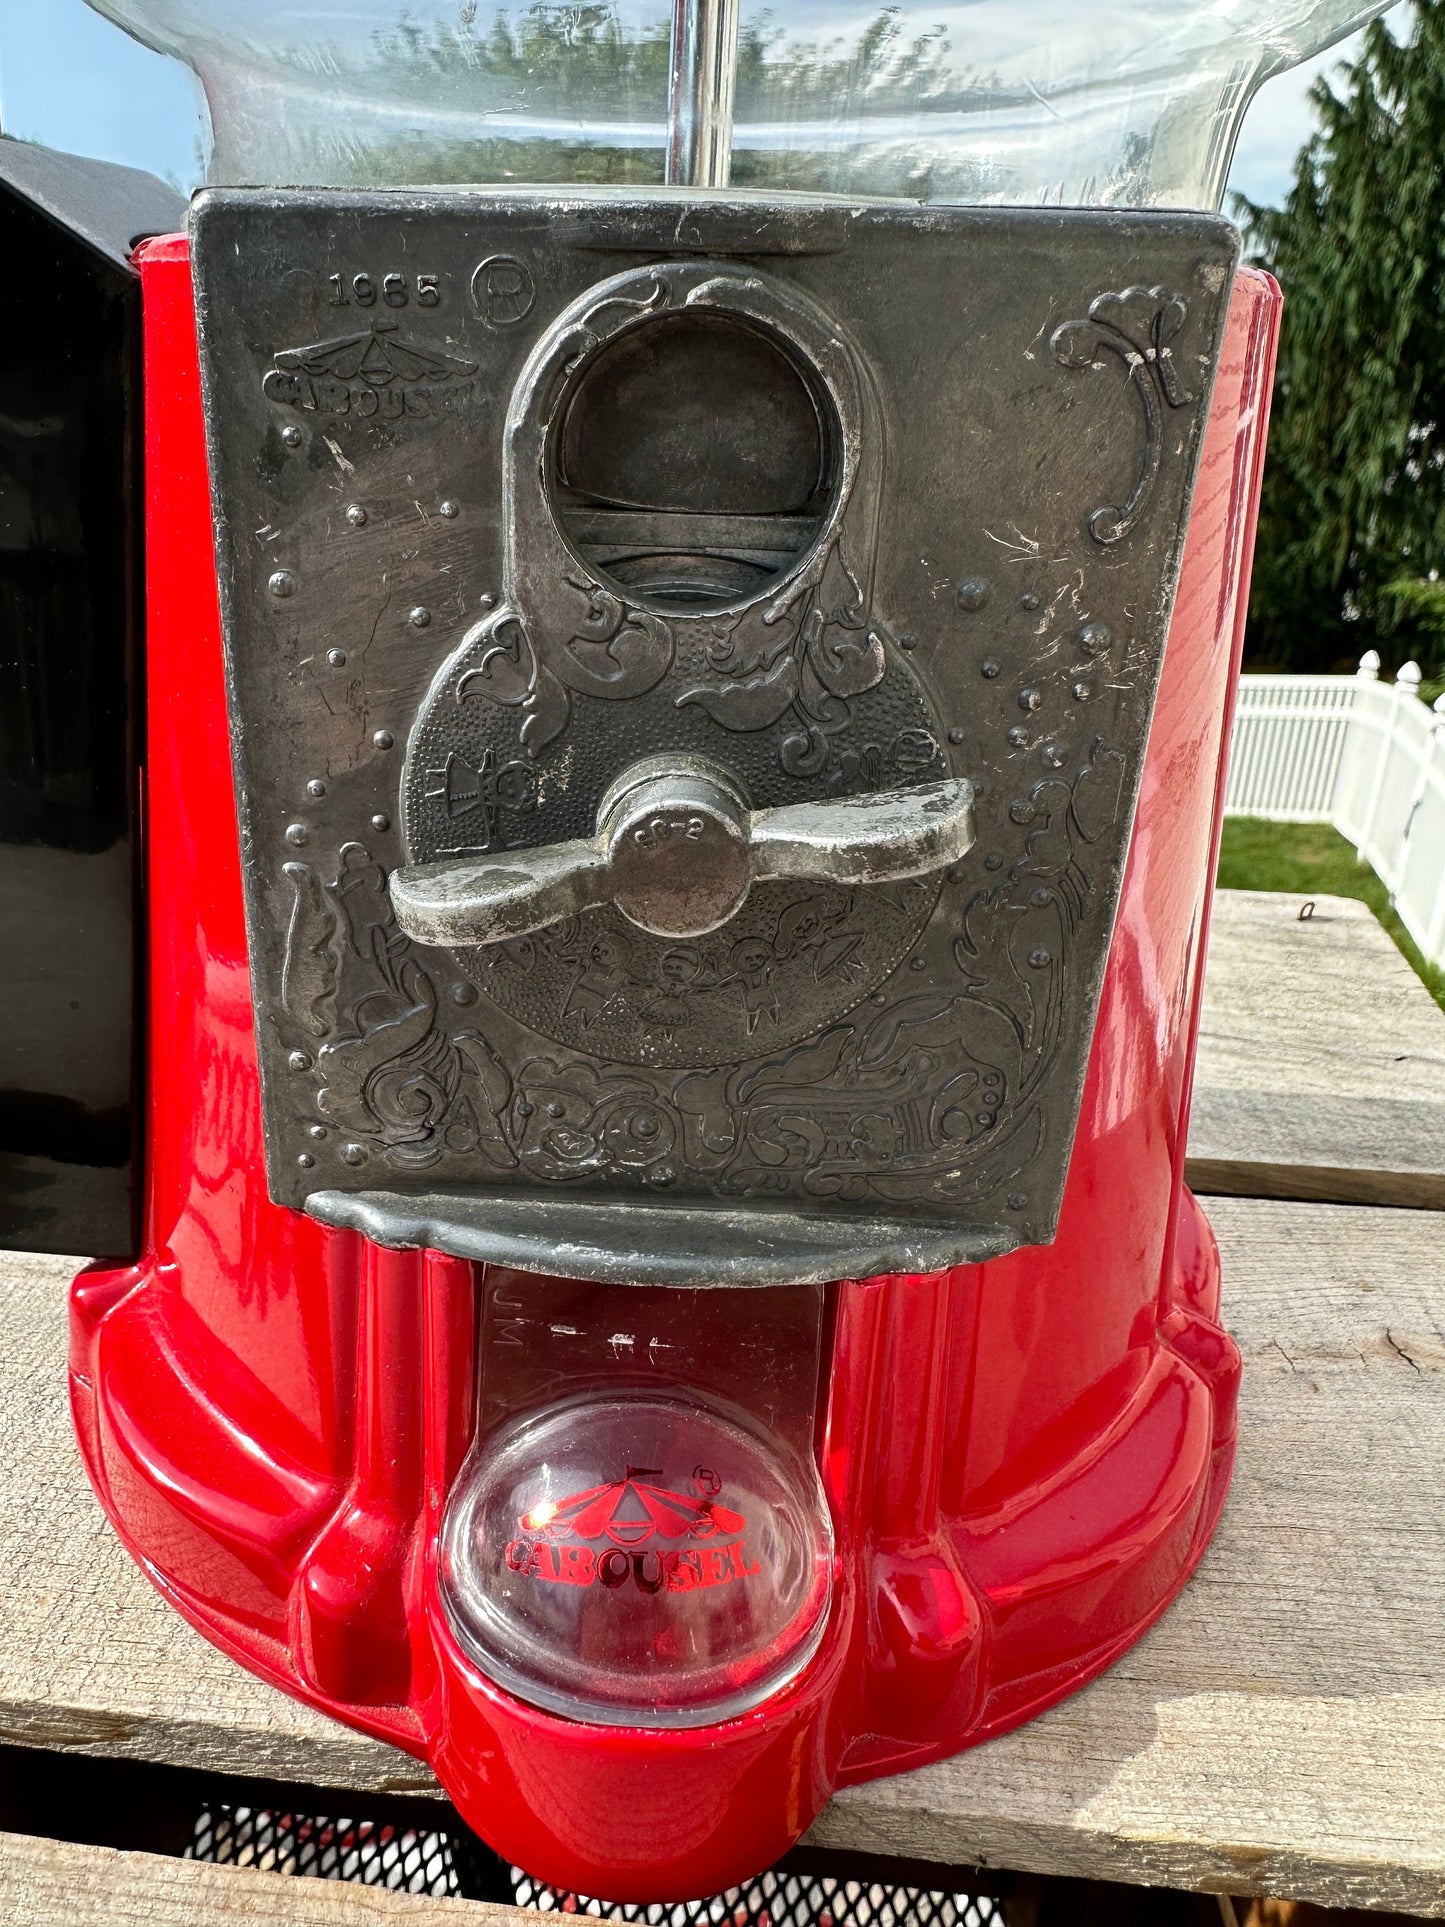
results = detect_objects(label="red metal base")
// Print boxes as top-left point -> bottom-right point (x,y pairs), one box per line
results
69,235 -> 1280,1901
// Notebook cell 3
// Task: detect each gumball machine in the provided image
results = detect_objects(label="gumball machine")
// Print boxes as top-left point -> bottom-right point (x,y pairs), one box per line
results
47,0 -> 1395,1900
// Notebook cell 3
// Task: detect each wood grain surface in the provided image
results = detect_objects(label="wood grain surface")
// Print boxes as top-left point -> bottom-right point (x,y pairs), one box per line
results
0,1251 -> 427,1799
0,1828 -> 528,1925
5,1199 -> 1445,1912
812,1198 -> 1445,1916
1187,891 -> 1445,1209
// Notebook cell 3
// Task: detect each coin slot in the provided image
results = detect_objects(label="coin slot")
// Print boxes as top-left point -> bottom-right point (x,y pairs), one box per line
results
551,309 -> 838,612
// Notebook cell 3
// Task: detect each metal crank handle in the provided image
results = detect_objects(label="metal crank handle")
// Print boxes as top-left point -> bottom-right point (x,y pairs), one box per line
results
389,754 -> 976,948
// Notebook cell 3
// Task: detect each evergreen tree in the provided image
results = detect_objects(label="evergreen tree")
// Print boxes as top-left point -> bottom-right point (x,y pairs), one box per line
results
1240,3 -> 1445,679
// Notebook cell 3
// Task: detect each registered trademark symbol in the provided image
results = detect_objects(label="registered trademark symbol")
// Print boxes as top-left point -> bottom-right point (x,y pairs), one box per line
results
472,254 -> 536,327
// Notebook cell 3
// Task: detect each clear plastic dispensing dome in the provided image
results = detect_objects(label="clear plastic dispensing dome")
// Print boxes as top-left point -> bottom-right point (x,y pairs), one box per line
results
89,0 -> 1397,207
440,1394 -> 833,1726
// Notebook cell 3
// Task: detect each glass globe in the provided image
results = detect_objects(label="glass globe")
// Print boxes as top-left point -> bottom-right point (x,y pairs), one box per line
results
88,0 -> 1399,207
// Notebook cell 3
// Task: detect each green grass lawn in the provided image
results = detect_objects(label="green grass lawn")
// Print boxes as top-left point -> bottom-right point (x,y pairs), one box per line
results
1218,817 -> 1445,1013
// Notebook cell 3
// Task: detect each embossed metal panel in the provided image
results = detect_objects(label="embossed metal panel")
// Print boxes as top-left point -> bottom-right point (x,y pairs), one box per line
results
192,190 -> 1236,1285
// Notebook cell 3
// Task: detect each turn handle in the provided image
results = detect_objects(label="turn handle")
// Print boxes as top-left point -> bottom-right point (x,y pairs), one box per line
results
390,753 -> 975,947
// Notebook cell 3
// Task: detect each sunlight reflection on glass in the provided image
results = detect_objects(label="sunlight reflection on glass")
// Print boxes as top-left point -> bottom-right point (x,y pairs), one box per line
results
85,0 -> 1401,208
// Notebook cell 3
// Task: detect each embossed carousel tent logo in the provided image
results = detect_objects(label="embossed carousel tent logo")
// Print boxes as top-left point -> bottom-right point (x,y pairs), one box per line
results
504,1465 -> 762,1595
262,322 -> 479,420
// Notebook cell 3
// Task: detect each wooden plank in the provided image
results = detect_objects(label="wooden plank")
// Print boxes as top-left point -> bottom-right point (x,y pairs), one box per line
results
1187,890 -> 1445,1209
6,1200 -> 1445,1913
0,1828 -> 527,1925
812,1197 -> 1445,1917
0,1252 -> 425,1798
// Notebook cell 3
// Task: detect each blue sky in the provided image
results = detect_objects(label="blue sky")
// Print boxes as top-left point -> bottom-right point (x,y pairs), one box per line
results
0,0 -> 1377,208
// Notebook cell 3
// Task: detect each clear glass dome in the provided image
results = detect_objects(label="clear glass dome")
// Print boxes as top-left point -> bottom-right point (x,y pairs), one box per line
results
87,0 -> 1400,208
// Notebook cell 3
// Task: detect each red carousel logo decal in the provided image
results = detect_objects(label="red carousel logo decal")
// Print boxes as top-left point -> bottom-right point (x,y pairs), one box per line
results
504,1466 -> 762,1594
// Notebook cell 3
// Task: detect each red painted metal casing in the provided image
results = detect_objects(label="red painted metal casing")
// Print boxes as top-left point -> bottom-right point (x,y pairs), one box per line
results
70,234 -> 1280,1901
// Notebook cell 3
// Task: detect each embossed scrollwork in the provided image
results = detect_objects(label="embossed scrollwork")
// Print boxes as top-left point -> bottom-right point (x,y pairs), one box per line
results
453,583 -> 673,756
1052,287 -> 1194,545
950,734 -> 1128,1146
676,532 -> 888,782
283,843 -> 516,1171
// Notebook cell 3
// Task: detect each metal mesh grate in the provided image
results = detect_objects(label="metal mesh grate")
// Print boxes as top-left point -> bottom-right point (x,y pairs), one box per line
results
186,1805 -> 462,1896
188,1803 -> 1002,1924
511,1868 -> 1003,1927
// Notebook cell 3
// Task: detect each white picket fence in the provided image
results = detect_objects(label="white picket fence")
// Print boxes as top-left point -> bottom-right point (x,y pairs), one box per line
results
1225,653 -> 1445,969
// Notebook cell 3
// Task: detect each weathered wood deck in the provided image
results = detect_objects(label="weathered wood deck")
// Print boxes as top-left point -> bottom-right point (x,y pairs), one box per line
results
0,1829 -> 527,1924
1188,890 -> 1445,1210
